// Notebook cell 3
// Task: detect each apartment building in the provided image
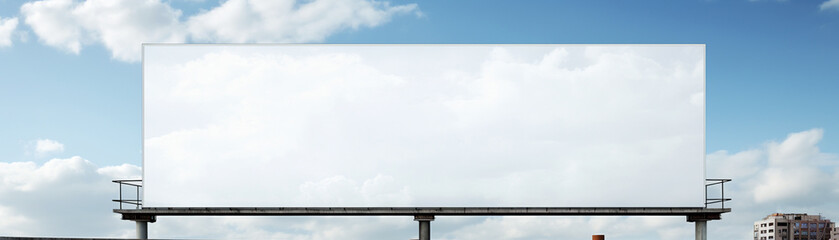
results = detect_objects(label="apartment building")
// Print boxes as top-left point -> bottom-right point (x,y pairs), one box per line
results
755,213 -> 833,240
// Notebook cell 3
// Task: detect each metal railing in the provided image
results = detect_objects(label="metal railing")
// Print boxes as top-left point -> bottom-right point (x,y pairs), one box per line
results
705,178 -> 732,209
112,178 -> 731,210
113,179 -> 142,209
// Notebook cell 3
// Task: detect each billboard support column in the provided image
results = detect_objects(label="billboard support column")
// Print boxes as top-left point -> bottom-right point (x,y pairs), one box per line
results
414,215 -> 435,240
694,220 -> 707,240
121,214 -> 155,239
687,212 -> 719,240
136,221 -> 149,239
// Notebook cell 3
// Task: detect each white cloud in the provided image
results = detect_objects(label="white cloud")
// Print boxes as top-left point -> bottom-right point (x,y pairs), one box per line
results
767,129 -> 826,166
0,17 -> 18,47
20,0 -> 185,62
0,157 -> 140,237
0,156 -> 90,192
707,149 -> 763,179
752,129 -> 836,205
752,167 -> 830,204
34,138 -> 64,156
821,0 -> 839,11
97,163 -> 142,179
187,0 -> 419,43
0,205 -> 33,236
20,0 -> 84,54
72,0 -> 186,61
19,0 -> 419,62
705,128 -> 839,239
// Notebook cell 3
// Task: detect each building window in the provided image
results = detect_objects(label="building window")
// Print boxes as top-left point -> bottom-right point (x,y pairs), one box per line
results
818,223 -> 824,228
802,223 -> 808,228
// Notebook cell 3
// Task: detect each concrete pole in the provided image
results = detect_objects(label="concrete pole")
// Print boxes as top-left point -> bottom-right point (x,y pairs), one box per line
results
136,221 -> 148,239
695,220 -> 707,240
414,215 -> 435,240
418,220 -> 430,240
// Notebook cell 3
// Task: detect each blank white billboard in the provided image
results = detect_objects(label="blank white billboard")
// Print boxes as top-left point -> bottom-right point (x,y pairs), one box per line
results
143,44 -> 705,207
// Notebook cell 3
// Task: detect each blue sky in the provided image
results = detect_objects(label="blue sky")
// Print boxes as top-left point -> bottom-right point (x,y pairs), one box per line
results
2,0 -> 838,166
1,0 -> 838,239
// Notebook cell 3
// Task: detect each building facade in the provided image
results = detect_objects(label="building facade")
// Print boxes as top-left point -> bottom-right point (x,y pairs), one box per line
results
755,213 -> 834,240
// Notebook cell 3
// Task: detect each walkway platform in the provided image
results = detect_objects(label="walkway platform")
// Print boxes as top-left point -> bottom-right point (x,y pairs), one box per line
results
115,207 -> 729,219
113,179 -> 733,240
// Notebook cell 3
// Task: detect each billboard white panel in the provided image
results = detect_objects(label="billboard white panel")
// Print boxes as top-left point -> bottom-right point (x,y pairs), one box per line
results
143,44 -> 705,207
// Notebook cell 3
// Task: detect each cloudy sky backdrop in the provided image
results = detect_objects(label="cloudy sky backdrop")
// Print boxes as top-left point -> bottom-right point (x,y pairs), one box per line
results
1,0 -> 838,239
